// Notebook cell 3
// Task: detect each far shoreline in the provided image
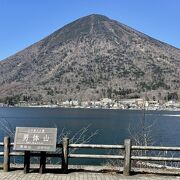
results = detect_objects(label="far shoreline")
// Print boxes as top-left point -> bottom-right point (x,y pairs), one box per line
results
1,105 -> 180,112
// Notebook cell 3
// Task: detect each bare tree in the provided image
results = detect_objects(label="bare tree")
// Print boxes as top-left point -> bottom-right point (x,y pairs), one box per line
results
128,107 -> 180,169
47,125 -> 99,164
0,118 -> 15,139
0,118 -> 98,165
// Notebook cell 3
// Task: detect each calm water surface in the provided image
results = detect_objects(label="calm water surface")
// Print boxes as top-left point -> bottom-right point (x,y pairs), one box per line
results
0,107 -> 180,146
0,107 -> 180,165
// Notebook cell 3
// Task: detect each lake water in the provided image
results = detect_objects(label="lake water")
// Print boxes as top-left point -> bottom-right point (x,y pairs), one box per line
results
0,107 -> 180,145
0,107 -> 180,165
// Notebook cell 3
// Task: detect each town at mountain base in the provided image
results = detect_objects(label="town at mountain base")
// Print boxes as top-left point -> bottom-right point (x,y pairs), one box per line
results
0,14 -> 179,106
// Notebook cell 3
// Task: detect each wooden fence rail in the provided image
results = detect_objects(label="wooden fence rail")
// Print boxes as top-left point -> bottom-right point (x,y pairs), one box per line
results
1,137 -> 180,175
69,144 -> 125,149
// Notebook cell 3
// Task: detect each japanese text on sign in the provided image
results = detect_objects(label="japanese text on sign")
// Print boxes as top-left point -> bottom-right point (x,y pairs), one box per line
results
14,127 -> 57,152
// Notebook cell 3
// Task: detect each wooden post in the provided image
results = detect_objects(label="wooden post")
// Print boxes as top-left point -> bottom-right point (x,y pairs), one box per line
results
39,151 -> 46,174
24,151 -> 30,174
62,138 -> 69,173
4,136 -> 10,172
123,139 -> 132,176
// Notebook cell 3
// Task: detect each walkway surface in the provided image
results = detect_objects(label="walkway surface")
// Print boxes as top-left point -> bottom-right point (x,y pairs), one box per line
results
0,170 -> 180,180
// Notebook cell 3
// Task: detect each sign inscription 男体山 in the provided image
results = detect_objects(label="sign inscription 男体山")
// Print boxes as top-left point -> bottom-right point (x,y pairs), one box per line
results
14,127 -> 57,152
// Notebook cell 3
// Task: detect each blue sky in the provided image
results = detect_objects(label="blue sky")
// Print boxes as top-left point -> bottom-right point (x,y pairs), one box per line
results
0,0 -> 180,60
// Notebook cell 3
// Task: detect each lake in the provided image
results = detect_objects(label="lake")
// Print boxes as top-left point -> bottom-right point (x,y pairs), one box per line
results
0,107 -> 180,145
0,107 -> 180,165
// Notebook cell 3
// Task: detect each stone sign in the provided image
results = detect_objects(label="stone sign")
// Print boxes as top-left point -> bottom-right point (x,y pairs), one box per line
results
14,127 -> 57,152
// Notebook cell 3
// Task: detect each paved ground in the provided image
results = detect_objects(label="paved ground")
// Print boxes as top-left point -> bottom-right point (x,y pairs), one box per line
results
1,164 -> 180,179
0,170 -> 180,180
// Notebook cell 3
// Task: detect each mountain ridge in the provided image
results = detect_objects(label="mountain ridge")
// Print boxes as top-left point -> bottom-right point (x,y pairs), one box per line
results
0,14 -> 179,104
2,14 -> 179,62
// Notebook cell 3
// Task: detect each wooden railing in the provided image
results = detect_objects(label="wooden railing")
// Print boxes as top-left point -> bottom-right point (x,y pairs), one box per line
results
1,137 -> 180,175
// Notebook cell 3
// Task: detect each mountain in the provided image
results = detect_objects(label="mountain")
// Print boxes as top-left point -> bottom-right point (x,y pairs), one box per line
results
0,14 -> 180,104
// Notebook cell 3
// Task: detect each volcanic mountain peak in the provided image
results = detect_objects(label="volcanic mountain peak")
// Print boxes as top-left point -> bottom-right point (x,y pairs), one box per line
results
0,14 -> 179,103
